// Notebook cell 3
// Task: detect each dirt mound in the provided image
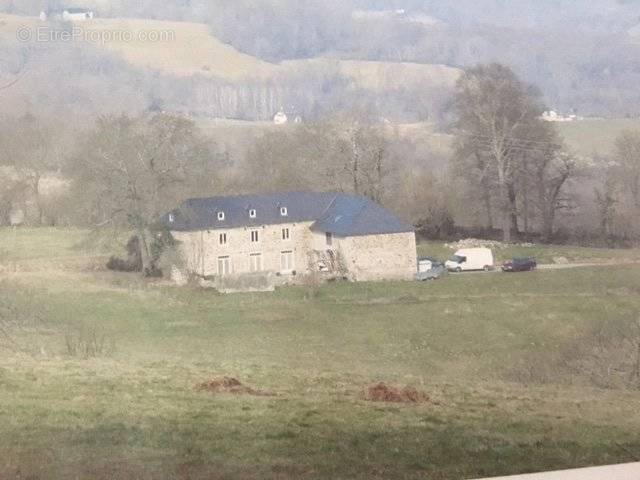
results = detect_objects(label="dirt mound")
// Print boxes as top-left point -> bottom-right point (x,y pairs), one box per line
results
195,376 -> 272,396
364,382 -> 430,403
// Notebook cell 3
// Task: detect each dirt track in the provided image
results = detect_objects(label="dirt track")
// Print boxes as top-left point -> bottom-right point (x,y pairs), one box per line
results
536,262 -> 633,270
449,261 -> 639,275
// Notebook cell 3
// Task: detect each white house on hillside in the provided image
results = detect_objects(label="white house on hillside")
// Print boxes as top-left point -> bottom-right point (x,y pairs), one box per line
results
273,106 -> 302,125
40,8 -> 95,21
541,110 -> 580,122
63,8 -> 94,21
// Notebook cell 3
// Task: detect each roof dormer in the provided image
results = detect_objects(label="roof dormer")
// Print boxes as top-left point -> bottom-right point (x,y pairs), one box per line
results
249,208 -> 257,219
217,211 -> 225,221
280,206 -> 288,217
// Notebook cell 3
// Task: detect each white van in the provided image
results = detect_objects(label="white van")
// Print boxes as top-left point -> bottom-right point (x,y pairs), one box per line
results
445,248 -> 494,272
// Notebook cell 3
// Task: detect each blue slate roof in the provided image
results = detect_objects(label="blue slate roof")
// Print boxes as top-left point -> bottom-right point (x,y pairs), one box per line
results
161,191 -> 414,237
310,194 -> 414,236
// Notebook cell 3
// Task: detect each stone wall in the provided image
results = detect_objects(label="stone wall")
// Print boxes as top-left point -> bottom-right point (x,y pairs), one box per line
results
172,225 -> 417,283
339,232 -> 417,281
172,221 -> 315,278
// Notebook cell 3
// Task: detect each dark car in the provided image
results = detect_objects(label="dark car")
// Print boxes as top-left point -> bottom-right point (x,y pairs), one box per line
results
502,257 -> 537,272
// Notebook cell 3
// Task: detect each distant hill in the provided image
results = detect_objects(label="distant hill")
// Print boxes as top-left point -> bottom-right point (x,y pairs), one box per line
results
0,15 -> 276,81
91,17 -> 462,92
91,18 -> 278,81
282,59 -> 460,93
0,14 -> 460,91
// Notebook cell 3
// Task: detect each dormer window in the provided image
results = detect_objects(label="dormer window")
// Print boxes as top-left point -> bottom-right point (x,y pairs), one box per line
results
168,213 -> 175,223
217,211 -> 225,221
249,209 -> 256,218
280,207 -> 288,217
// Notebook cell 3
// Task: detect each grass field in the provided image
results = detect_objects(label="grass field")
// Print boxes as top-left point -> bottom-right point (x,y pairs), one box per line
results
1,228 -> 640,479
191,115 -> 640,165
557,119 -> 640,157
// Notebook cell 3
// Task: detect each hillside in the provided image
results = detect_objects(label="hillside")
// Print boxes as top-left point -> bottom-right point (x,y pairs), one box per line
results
0,14 -> 461,91
92,18 -> 279,81
0,14 -> 277,81
91,17 -> 462,92
281,58 -> 460,93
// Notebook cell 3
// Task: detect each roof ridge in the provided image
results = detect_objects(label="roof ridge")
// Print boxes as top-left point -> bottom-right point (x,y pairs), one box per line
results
316,192 -> 341,221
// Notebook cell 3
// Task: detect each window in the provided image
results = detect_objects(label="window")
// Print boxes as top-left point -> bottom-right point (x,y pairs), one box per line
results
219,233 -> 227,245
326,232 -> 333,246
280,206 -> 288,217
217,211 -> 225,221
168,213 -> 175,223
249,209 -> 256,218
249,253 -> 263,272
217,256 -> 232,276
250,230 -> 259,243
280,250 -> 294,273
282,228 -> 290,241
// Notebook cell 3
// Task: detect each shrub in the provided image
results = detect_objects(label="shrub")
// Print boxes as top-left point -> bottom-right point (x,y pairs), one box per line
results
0,284 -> 45,354
106,235 -> 143,273
416,205 -> 455,240
64,323 -> 115,359
508,317 -> 640,390
106,232 -> 175,277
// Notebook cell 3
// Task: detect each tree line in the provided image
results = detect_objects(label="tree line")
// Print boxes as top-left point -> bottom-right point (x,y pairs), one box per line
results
0,64 -> 638,264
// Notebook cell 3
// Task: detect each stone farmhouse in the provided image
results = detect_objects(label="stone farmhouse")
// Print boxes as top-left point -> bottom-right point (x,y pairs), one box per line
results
162,192 -> 417,284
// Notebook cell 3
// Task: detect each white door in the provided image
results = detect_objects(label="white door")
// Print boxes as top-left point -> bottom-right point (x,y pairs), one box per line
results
280,251 -> 294,273
217,256 -> 232,276
249,253 -> 263,272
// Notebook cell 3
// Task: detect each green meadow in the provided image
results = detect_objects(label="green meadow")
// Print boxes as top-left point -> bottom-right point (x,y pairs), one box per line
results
1,228 -> 639,479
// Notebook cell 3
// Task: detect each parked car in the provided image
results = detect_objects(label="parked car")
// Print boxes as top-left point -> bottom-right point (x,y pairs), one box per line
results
445,248 -> 494,272
416,257 -> 447,281
502,257 -> 537,272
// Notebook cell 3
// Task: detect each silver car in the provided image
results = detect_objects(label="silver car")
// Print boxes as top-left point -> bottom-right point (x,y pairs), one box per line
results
416,257 -> 448,281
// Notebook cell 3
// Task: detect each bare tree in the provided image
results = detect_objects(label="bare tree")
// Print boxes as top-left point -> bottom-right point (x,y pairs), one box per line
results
242,123 -> 339,193
452,138 -> 496,231
453,63 -> 545,242
70,114 -> 220,274
534,151 -> 577,241
0,169 -> 27,226
243,118 -> 392,203
0,114 -> 64,225
613,130 -> 640,208
513,120 -> 578,241
334,119 -> 390,202
594,174 -> 618,243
